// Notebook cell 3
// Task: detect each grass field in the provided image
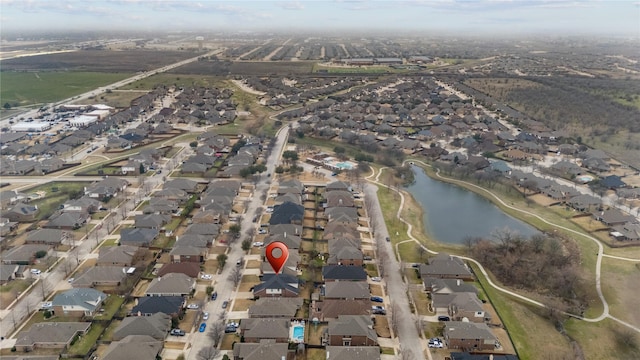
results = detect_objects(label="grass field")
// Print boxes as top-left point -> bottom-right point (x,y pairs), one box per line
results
119,73 -> 225,90
1,72 -> 131,107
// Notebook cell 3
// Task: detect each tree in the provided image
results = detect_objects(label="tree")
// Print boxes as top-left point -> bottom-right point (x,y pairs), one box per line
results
189,141 -> 199,148
208,321 -> 225,347
334,146 -> 346,154
3,102 -> 11,110
282,150 -> 299,162
241,239 -> 251,251
196,346 -> 219,360
228,266 -> 242,287
216,254 -> 227,269
139,163 -> 145,174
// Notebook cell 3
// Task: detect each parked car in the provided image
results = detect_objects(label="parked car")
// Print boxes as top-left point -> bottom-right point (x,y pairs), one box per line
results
428,339 -> 443,348
252,242 -> 264,247
187,304 -> 199,309
236,258 -> 243,266
211,292 -> 218,301
170,329 -> 185,336
222,300 -> 229,309
372,305 -> 385,311
199,323 -> 206,332
411,263 -> 421,268
30,269 -> 42,275
200,274 -> 212,280
257,229 -> 267,234
370,296 -> 384,303
363,256 -> 373,261
202,312 -> 209,320
40,301 -> 52,309
385,237 -> 390,242
437,316 -> 450,322
224,325 -> 237,333
67,277 -> 75,283
370,276 -> 382,282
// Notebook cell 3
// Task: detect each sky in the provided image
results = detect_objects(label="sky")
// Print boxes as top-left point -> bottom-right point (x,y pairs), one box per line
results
1,0 -> 639,36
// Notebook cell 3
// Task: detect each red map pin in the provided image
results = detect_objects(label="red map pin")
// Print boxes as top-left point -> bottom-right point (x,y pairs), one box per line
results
265,241 -> 289,274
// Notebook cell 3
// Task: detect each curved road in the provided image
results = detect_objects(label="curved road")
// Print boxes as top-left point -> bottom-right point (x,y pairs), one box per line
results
366,159 -> 640,337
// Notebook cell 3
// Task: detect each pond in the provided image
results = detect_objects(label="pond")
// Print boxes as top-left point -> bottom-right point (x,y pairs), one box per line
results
405,165 -> 539,244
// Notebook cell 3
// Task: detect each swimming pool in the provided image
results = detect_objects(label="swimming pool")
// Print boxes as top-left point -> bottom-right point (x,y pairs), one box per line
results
335,162 -> 354,170
576,175 -> 594,183
290,321 -> 305,343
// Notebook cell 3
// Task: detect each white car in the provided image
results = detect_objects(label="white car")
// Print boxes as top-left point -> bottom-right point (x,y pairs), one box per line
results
186,304 -> 199,310
370,276 -> 382,282
30,269 -> 42,275
200,274 -> 212,280
67,278 -> 75,283
202,312 -> 209,320
41,302 -> 52,309
265,207 -> 274,213
252,242 -> 264,247
257,229 -> 267,235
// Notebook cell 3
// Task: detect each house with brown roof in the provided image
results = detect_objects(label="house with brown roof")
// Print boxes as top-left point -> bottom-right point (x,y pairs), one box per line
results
71,266 -> 128,289
443,321 -> 498,351
157,262 -> 201,278
113,313 -> 171,341
310,299 -> 370,321
14,322 -> 91,352
97,245 -> 141,266
24,229 -> 68,246
323,315 -> 378,346
232,339 -> 289,360
248,297 -> 303,318
326,346 -> 381,360
102,335 -> 163,360
145,273 -> 195,297
239,318 -> 290,343
419,253 -> 474,281
1,244 -> 52,265
324,281 -> 370,300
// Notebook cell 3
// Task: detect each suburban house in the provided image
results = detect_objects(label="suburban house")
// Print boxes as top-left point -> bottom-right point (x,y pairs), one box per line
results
423,278 -> 478,294
1,244 -> 52,265
269,201 -> 304,225
71,266 -> 128,288
24,229 -> 68,246
449,353 -> 519,360
97,245 -> 141,266
310,299 -> 371,321
0,264 -> 20,285
232,339 -> 289,360
113,313 -> 171,341
324,281 -> 370,300
443,321 -> 498,351
169,245 -> 208,263
239,318 -> 290,343
145,273 -> 195,297
2,203 -> 39,222
14,322 -> 91,352
419,253 -> 474,281
260,251 -> 300,276
323,315 -> 378,346
157,262 -> 201,278
248,298 -> 303,318
326,346 -> 381,360
327,238 -> 363,266
101,335 -> 163,360
253,273 -> 300,298
84,178 -> 129,200
432,292 -> 490,323
51,288 -> 107,317
130,296 -> 184,317
119,228 -> 159,247
44,211 -> 90,230
322,265 -> 368,282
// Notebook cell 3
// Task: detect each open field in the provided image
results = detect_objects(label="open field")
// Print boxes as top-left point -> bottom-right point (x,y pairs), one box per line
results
171,60 -> 315,76
0,50 -> 194,72
119,73 -> 226,90
600,258 -> 640,329
1,72 -> 132,107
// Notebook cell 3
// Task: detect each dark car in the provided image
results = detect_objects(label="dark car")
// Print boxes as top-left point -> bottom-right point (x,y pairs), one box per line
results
438,316 -> 450,322
211,291 -> 218,300
385,237 -> 390,242
370,296 -> 384,303
373,309 -> 386,315
222,300 -> 229,309
224,325 -> 237,333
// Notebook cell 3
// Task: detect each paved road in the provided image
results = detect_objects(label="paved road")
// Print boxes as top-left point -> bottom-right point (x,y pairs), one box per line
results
363,182 -> 428,360
186,125 -> 291,359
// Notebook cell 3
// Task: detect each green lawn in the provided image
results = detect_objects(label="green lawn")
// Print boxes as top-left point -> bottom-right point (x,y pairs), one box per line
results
68,323 -> 105,356
1,72 -> 131,107
93,295 -> 125,321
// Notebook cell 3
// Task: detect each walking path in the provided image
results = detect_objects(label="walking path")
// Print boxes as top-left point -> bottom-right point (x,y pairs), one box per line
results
366,159 -> 640,336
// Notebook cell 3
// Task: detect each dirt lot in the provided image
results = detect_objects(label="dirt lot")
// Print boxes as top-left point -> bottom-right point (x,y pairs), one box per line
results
529,193 -> 560,207
238,275 -> 260,292
571,215 -> 609,232
232,298 -> 255,311
1,49 -> 195,72
374,315 -> 391,337
131,279 -> 150,297
370,284 -> 384,297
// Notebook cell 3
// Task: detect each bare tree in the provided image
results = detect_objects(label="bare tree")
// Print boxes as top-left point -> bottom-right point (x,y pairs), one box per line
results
207,321 -> 225,347
228,266 -> 242,287
196,346 -> 220,360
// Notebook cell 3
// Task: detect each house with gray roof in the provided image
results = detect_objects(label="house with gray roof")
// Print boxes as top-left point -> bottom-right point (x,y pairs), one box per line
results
269,224 -> 302,237
239,318 -> 290,343
134,214 -> 171,229
3,203 -> 39,222
324,315 -> 378,346
44,211 -> 89,230
253,274 -> 300,298
420,253 -> 474,281
130,296 -> 183,317
145,273 -> 195,297
14,322 -> 91,352
326,207 -> 359,222
24,229 -> 67,246
51,288 -> 106,317
120,228 -> 159,247
113,313 -> 171,341
324,281 -> 369,300
164,178 -> 198,193
423,277 -> 478,294
264,233 -> 301,250
311,299 -> 370,321
102,335 -> 163,360
326,346 -> 381,360
0,264 -> 20,285
84,177 -> 128,200
322,265 -> 367,282
97,245 -> 140,266
248,298 -> 303,318
443,321 -> 498,351
71,266 -> 128,289
232,339 -> 289,360
1,244 -> 52,265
